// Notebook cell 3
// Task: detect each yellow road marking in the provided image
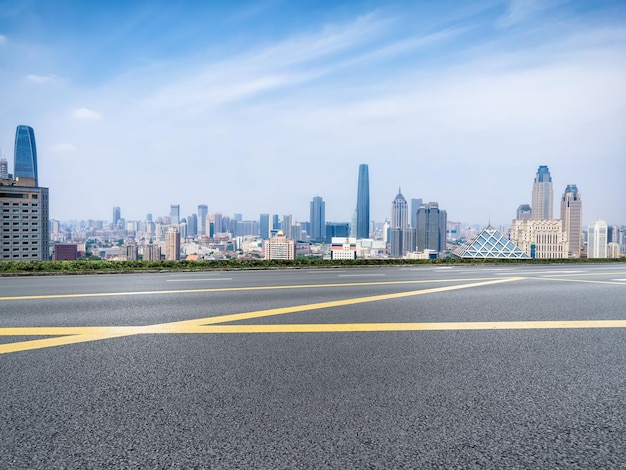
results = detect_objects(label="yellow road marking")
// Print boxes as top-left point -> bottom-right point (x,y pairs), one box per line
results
540,271 -> 626,277
528,277 -> 626,286
167,320 -> 626,333
0,277 -> 499,301
1,276 -> 624,356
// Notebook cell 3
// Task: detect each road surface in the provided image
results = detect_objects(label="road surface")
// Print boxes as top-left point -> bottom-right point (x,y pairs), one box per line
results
1,264 -> 625,468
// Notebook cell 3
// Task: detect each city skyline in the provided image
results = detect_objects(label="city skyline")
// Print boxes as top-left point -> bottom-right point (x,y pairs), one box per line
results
1,1 -> 625,226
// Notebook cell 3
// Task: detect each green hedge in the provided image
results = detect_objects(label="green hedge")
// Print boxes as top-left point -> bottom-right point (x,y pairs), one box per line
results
0,256 -> 624,275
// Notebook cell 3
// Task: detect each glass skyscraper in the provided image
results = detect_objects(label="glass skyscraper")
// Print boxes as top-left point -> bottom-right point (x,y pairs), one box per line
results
309,196 -> 325,242
356,164 -> 370,239
13,125 -> 38,185
531,165 -> 553,219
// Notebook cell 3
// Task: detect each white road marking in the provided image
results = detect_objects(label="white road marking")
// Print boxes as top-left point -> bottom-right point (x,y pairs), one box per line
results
166,278 -> 233,282
338,274 -> 386,277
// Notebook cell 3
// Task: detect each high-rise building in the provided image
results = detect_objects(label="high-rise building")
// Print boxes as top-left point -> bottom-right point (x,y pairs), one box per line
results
516,204 -> 532,220
197,205 -> 208,236
531,165 -> 553,219
588,219 -> 608,258
560,184 -> 582,258
259,214 -> 270,240
0,157 -> 8,180
326,222 -> 350,243
416,202 -> 447,254
112,207 -> 121,228
13,125 -> 38,186
170,204 -> 180,225
309,196 -> 325,242
391,189 -> 408,230
410,198 -> 423,229
187,214 -> 198,237
143,243 -> 161,261
165,226 -> 181,260
3,126 -> 49,261
390,189 -> 415,257
356,164 -> 370,239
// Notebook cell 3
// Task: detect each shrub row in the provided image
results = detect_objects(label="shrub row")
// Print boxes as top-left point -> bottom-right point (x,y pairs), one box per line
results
0,256 -> 624,275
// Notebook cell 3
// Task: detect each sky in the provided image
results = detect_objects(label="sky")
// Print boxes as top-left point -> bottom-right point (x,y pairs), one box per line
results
1,0 -> 625,228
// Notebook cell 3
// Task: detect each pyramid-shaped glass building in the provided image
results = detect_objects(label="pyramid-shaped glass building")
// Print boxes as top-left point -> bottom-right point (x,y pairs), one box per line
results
452,225 -> 529,259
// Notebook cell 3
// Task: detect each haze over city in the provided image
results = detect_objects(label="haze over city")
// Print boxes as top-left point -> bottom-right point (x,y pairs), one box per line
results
1,0 -> 625,226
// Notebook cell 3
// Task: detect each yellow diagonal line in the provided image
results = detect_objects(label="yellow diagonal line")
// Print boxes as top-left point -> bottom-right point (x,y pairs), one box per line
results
0,277 -> 498,301
0,277 -> 523,355
142,277 -> 525,330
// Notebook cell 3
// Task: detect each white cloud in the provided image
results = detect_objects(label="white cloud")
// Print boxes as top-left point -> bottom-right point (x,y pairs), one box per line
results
73,108 -> 102,120
26,74 -> 58,83
497,0 -> 569,28
52,143 -> 77,153
0,35 -> 7,46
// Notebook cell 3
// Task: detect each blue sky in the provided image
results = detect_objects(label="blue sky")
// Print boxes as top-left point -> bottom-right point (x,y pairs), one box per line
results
1,0 -> 625,227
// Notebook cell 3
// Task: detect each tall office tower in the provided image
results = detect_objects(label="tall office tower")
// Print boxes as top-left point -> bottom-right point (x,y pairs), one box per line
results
13,125 -> 38,185
213,213 -> 223,233
187,214 -> 198,237
260,214 -> 270,240
531,165 -> 553,219
170,204 -> 180,225
282,214 -> 293,239
516,204 -> 532,220
197,205 -> 208,236
0,157 -> 8,179
165,226 -> 181,260
356,164 -> 370,239
309,196 -> 326,242
112,206 -> 121,228
410,198 -> 423,229
390,189 -> 411,258
146,213 -> 153,222
560,184 -> 582,258
391,189 -> 408,230
1,178 -> 49,260
271,214 -> 280,231
416,202 -> 447,254
234,213 -> 243,222
588,219 -> 608,258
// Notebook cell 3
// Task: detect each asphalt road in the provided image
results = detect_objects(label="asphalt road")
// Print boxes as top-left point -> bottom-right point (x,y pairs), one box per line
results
1,264 -> 625,468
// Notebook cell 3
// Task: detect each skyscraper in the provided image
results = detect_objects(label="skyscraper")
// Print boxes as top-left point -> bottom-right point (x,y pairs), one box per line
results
356,164 -> 370,239
170,204 -> 180,225
13,125 -> 38,185
259,214 -> 270,240
391,189 -> 408,230
588,219 -> 608,258
165,226 -> 181,260
197,205 -> 208,236
309,196 -> 325,242
516,204 -> 532,219
531,165 -> 553,219
410,198 -> 423,229
112,206 -> 121,228
416,202 -> 447,254
560,184 -> 582,258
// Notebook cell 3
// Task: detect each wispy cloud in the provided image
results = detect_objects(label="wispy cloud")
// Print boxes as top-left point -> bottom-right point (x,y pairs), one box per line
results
497,0 -> 569,28
73,108 -> 102,120
26,74 -> 58,83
